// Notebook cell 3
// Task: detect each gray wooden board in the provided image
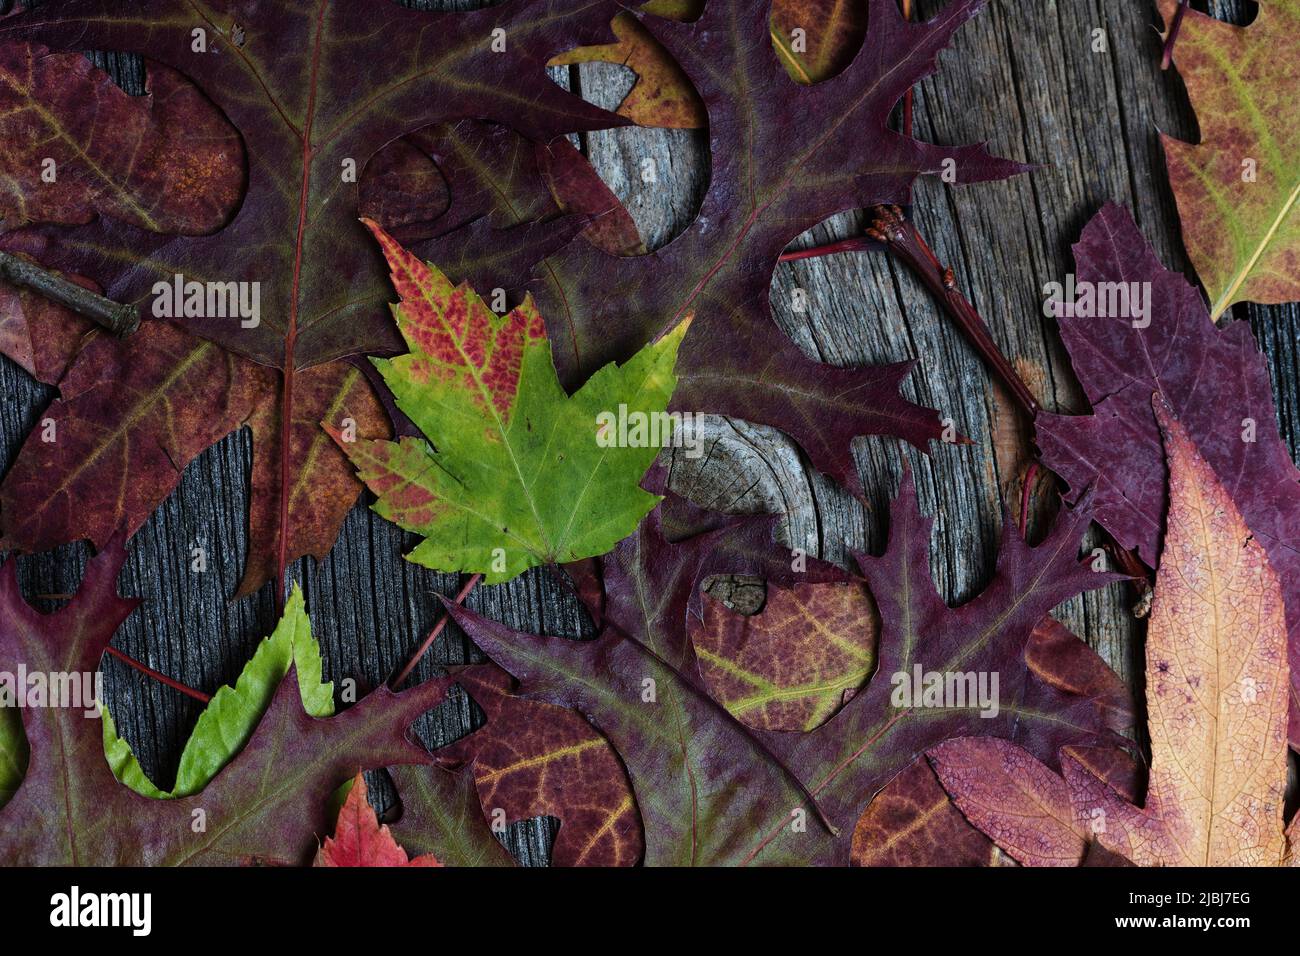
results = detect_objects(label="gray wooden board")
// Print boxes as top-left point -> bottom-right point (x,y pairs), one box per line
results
1,0 -> 1296,864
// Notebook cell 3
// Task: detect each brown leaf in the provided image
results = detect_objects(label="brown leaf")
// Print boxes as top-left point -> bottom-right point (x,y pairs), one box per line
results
0,320 -> 387,592
0,43 -> 243,233
550,12 -> 705,129
929,739 -> 1138,867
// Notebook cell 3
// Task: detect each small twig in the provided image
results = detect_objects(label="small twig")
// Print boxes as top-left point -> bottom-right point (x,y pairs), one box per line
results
389,573 -> 483,689
1160,0 -> 1190,69
0,250 -> 139,337
866,205 -> 1041,418
104,646 -> 210,704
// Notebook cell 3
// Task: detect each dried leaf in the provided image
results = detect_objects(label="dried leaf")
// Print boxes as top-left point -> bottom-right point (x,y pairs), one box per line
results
549,12 -> 705,129
438,663 -> 643,867
0,0 -> 628,590
929,738 -> 1138,867
1064,398 -> 1290,866
1158,0 -> 1300,317
850,757 -> 1006,866
0,541 -> 449,865
694,582 -> 877,732
1035,204 -> 1300,747
427,0 -> 1027,497
445,473 -> 1122,865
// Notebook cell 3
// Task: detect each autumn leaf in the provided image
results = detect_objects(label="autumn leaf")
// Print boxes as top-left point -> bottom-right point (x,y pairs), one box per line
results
102,585 -> 334,799
1157,0 -> 1300,317
418,0 -> 1027,497
694,581 -> 878,732
0,0 -> 629,593
849,610 -> 1137,867
550,0 -> 868,129
1035,204 -> 1300,747
435,663 -> 644,867
331,222 -> 687,584
1063,398 -> 1291,867
549,11 -> 706,129
769,0 -> 868,85
0,313 -> 388,596
0,540 -> 450,865
929,738 -> 1140,867
849,756 -> 1010,866
315,774 -> 441,868
444,473 -> 1124,865
945,400 -> 1292,867
360,119 -> 643,259
0,42 -> 243,233
387,762 -> 517,869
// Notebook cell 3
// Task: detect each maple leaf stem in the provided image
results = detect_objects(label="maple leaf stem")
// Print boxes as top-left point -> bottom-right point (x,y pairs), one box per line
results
274,364 -> 294,617
867,205 -> 1041,418
0,249 -> 139,337
390,573 -> 482,689
1161,0 -> 1190,69
104,645 -> 211,703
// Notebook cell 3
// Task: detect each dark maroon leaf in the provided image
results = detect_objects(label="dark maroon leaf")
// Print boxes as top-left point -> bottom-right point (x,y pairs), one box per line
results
1035,203 -> 1300,747
0,537 -> 450,865
412,0 -> 1029,496
445,473 -> 1124,865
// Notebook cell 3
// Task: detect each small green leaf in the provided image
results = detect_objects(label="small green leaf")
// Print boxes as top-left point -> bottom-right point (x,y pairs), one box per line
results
104,585 -> 335,798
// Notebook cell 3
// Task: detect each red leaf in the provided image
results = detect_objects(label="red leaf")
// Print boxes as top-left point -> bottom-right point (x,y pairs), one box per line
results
315,774 -> 441,868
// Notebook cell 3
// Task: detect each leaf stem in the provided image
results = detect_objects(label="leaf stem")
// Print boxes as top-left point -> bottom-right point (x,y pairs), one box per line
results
104,645 -> 210,703
1160,0 -> 1189,69
866,205 -> 1041,417
0,250 -> 139,337
390,573 -> 483,689
777,208 -> 1041,418
778,237 -> 876,262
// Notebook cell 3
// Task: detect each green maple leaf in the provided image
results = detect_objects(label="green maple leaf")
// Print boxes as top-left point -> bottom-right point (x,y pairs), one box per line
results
331,221 -> 688,584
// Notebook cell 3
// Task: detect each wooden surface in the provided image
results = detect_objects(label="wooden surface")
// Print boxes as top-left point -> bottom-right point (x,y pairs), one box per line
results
2,0 -> 1297,864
